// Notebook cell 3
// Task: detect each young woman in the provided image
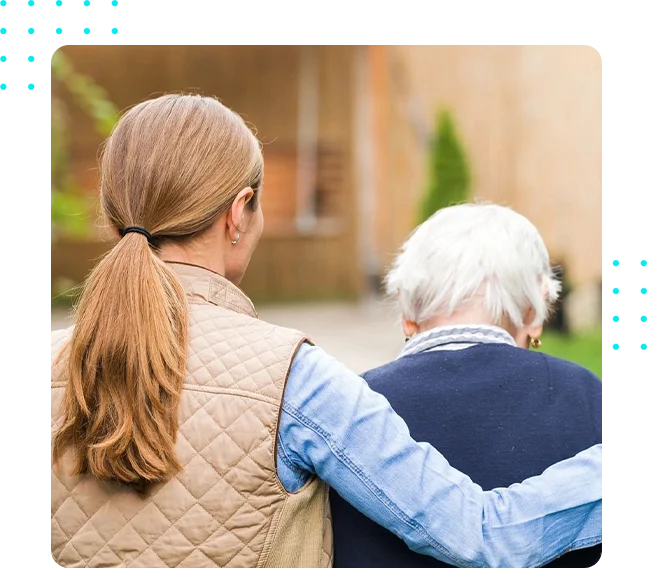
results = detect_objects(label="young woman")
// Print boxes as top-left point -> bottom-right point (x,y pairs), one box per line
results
51,94 -> 601,568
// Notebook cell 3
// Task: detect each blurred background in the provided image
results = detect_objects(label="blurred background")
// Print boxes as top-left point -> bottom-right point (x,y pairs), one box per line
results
51,45 -> 602,376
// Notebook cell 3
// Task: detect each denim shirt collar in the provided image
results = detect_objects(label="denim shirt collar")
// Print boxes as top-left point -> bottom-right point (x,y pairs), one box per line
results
398,324 -> 517,359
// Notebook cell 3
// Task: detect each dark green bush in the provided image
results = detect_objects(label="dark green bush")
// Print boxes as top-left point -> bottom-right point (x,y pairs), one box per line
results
51,51 -> 118,241
419,108 -> 471,223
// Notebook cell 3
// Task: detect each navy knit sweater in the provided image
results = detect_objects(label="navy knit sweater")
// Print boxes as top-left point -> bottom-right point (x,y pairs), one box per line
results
330,343 -> 602,568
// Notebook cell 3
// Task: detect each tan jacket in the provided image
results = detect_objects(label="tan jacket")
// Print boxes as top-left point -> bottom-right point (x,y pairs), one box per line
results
52,263 -> 333,568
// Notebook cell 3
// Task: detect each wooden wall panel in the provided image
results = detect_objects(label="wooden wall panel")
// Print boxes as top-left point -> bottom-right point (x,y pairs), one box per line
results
52,233 -> 360,305
262,148 -> 298,225
53,45 -> 361,303
382,46 -> 601,290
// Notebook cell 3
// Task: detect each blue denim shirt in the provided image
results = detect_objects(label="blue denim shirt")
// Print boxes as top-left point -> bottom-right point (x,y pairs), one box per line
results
278,342 -> 601,568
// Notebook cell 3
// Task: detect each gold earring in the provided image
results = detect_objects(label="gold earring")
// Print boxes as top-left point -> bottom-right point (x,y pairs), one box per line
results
529,337 -> 542,349
231,232 -> 240,245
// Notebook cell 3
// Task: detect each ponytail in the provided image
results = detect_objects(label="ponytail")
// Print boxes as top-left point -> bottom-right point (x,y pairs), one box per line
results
52,93 -> 264,488
52,232 -> 188,486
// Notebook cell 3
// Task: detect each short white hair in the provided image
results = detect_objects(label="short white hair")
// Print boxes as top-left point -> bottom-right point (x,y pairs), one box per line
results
385,202 -> 561,328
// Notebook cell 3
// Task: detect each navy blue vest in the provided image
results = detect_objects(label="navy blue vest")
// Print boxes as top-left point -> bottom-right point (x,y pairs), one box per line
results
331,343 -> 602,567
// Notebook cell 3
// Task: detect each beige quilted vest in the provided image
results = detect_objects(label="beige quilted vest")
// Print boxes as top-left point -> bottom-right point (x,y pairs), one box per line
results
52,262 -> 333,568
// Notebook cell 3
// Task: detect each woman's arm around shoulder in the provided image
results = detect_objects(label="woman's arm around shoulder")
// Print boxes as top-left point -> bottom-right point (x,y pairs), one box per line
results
277,343 -> 601,568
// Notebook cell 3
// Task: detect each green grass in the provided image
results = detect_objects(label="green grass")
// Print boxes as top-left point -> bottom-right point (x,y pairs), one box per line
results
541,329 -> 602,379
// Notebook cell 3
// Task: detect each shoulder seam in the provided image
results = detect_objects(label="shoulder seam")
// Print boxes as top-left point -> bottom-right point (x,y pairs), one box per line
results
540,352 -> 553,403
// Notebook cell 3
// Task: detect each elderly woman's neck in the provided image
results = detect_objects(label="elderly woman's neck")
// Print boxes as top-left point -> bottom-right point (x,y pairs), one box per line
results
405,308 -> 530,348
418,309 -> 515,336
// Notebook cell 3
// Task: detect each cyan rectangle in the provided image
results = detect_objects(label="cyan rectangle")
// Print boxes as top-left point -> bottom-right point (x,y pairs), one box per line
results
607,336 -> 640,353
607,256 -> 640,279
607,312 -> 641,328
0,145 -> 49,280
607,280 -> 640,298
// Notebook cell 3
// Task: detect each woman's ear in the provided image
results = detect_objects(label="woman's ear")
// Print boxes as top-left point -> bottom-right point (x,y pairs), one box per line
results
227,187 -> 255,241
402,319 -> 420,340
527,322 -> 544,341
524,306 -> 543,336
523,302 -> 547,328
514,306 -> 543,348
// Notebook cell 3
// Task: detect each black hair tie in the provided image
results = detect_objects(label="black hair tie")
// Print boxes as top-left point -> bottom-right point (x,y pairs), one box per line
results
120,226 -> 153,243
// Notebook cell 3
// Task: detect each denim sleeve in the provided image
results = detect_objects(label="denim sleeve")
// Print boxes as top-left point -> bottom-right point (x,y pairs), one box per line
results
278,343 -> 601,568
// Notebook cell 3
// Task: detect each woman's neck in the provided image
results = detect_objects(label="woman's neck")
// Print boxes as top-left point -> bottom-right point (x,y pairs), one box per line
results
418,310 -> 530,348
158,244 -> 226,277
419,310 -> 517,338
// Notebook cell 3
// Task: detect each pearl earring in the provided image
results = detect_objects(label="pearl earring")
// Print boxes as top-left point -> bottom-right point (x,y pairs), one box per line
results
231,232 -> 240,245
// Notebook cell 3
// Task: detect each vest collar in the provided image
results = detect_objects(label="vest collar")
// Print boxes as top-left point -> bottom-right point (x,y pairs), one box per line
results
166,261 -> 258,318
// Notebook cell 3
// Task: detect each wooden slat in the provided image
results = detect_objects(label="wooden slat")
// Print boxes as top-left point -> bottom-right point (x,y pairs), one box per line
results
261,149 -> 298,223
315,144 -> 345,218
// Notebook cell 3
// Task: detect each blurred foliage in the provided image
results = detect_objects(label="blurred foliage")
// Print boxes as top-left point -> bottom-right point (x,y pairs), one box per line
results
51,276 -> 82,309
51,50 -> 118,240
419,108 -> 471,223
544,263 -> 574,334
541,329 -> 602,379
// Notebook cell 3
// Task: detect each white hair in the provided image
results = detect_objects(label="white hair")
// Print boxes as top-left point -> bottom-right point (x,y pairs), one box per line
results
385,202 -> 561,328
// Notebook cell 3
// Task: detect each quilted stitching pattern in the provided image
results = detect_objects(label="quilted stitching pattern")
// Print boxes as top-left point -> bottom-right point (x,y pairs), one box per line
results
322,494 -> 333,568
51,266 -> 330,568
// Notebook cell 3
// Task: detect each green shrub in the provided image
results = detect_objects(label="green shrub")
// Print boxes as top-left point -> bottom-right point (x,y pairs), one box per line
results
419,108 -> 471,223
51,51 -> 118,241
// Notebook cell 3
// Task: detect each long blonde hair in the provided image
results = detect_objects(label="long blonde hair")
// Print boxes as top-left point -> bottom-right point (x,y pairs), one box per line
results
52,94 -> 263,487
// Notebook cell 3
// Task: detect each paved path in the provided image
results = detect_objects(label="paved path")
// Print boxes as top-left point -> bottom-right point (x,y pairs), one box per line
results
51,299 -> 404,374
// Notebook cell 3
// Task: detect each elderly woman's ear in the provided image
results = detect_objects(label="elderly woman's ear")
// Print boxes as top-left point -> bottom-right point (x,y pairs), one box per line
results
402,319 -> 420,341
515,306 -> 544,349
513,325 -> 544,349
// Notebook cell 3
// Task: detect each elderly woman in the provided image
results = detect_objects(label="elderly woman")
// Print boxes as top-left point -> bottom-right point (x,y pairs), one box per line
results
331,202 -> 602,568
